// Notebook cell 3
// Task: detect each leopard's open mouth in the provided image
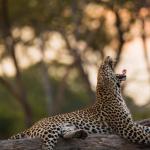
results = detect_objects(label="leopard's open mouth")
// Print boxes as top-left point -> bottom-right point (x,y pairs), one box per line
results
105,56 -> 126,81
116,69 -> 127,81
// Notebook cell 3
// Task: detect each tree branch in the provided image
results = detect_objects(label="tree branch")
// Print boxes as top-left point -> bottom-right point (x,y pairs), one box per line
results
141,18 -> 150,93
62,33 -> 95,102
1,0 -> 32,126
0,119 -> 149,150
1,135 -> 149,150
54,65 -> 72,114
114,9 -> 125,68
38,35 -> 54,115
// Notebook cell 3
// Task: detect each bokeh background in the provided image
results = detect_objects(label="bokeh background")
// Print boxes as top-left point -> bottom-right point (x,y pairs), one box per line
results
0,0 -> 150,139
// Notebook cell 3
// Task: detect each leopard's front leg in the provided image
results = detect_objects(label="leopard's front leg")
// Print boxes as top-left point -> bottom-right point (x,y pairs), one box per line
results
41,127 -> 60,150
42,123 -> 87,150
61,123 -> 88,139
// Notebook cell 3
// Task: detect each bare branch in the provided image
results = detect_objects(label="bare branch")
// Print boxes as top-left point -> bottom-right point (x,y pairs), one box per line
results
141,18 -> 150,87
1,135 -> 150,150
1,118 -> 150,150
62,32 -> 95,102
38,35 -> 54,115
54,65 -> 72,114
113,9 -> 125,68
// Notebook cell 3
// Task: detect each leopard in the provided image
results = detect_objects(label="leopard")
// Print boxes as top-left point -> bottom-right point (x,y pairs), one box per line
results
96,56 -> 150,144
10,56 -> 150,149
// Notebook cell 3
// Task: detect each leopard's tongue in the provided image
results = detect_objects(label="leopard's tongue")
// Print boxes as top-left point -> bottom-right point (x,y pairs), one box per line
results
121,69 -> 126,80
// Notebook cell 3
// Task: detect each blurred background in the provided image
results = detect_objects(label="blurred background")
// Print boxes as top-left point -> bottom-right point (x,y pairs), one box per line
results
0,0 -> 150,139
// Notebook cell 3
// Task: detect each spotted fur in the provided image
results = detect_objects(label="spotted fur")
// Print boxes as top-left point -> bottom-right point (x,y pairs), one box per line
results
96,57 -> 150,144
10,56 -> 150,149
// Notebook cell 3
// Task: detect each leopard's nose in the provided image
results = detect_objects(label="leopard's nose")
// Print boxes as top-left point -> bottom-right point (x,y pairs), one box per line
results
105,56 -> 113,64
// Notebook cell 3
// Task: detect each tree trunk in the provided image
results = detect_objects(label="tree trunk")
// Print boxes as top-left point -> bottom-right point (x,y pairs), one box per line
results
0,134 -> 150,150
0,119 -> 150,150
1,0 -> 33,127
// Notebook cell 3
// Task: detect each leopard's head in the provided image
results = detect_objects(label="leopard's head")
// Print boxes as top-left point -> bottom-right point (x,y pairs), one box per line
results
97,56 -> 126,92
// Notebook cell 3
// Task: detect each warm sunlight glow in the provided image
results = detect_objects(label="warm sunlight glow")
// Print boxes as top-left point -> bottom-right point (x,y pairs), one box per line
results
0,57 -> 16,77
1,11 -> 150,106
85,3 -> 104,19
20,26 -> 35,42
116,37 -> 150,105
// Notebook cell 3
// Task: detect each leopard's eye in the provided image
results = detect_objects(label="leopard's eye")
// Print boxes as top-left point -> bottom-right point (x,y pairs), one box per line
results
109,61 -> 114,71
